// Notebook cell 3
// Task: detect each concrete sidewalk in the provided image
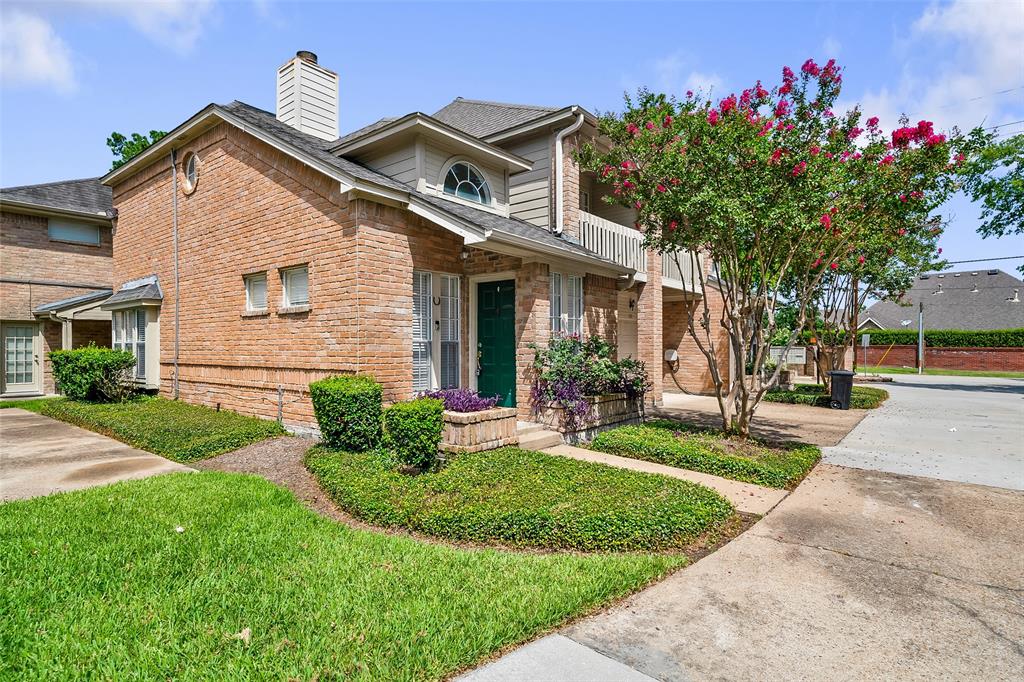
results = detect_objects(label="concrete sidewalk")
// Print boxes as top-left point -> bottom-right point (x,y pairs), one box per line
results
1,408 -> 191,501
544,444 -> 787,516
461,464 -> 1024,681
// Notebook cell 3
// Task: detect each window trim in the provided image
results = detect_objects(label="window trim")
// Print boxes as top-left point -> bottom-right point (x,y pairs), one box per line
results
280,265 -> 310,309
550,270 -> 584,336
438,158 -> 494,206
182,152 -> 199,194
412,269 -> 462,393
112,308 -> 148,381
244,272 -> 268,312
47,218 -> 101,246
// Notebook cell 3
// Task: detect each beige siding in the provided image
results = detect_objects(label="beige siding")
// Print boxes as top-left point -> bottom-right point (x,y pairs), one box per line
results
275,57 -> 338,142
505,135 -> 551,228
423,140 -> 507,206
583,175 -> 636,228
357,143 -> 419,186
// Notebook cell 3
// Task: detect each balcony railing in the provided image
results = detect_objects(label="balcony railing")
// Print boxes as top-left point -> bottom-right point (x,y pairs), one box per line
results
662,249 -> 701,291
579,211 -> 647,275
578,210 -> 701,292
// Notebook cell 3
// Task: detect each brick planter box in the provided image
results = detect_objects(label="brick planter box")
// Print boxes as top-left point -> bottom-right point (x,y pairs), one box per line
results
440,407 -> 518,454
535,393 -> 643,444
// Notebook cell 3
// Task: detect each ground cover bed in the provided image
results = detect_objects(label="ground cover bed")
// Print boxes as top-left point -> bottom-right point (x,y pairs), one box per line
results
0,396 -> 283,462
0,472 -> 683,680
305,446 -> 735,552
590,419 -> 821,489
763,384 -> 889,409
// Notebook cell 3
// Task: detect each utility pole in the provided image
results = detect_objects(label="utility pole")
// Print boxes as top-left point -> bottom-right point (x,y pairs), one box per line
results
917,303 -> 924,375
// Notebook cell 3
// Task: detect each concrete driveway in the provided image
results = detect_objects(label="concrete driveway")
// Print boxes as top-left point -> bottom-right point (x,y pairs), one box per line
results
825,374 -> 1024,489
462,376 -> 1024,681
1,408 -> 191,501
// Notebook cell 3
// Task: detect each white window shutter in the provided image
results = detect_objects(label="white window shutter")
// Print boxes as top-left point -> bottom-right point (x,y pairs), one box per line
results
135,309 -> 146,378
412,271 -> 432,392
440,274 -> 460,389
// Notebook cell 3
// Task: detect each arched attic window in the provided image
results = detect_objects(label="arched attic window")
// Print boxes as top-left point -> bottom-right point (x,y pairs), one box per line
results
443,161 -> 492,205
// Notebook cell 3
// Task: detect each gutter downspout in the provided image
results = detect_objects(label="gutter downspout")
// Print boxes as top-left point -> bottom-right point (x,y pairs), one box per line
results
553,109 -> 584,235
171,150 -> 180,399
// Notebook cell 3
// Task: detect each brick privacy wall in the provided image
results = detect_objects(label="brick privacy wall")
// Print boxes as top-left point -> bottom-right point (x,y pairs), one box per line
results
863,344 -> 1024,371
71,320 -> 111,349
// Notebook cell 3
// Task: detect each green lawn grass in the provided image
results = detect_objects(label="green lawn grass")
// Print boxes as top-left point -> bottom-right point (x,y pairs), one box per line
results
306,446 -> 735,552
0,472 -> 683,680
0,396 -> 283,462
763,384 -> 889,409
590,420 -> 821,489
863,367 -> 1024,379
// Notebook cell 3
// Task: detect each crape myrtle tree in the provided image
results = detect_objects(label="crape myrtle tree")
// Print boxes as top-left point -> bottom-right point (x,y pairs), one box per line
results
578,58 -> 978,436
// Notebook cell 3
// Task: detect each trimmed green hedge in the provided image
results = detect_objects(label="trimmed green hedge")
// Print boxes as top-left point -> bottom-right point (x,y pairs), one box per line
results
309,375 -> 382,451
305,446 -> 735,551
856,328 -> 1024,347
590,420 -> 821,489
49,346 -> 136,401
764,384 -> 889,409
383,397 -> 444,469
8,396 -> 283,462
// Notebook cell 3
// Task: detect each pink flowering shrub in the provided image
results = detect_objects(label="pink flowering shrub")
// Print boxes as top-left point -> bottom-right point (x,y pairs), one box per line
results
575,57 -> 981,435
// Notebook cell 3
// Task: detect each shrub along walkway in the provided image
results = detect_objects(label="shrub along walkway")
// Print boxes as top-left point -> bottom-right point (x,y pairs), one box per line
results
543,444 -> 787,515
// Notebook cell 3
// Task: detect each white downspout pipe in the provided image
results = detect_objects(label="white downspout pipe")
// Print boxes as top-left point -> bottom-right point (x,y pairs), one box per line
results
554,109 -> 585,235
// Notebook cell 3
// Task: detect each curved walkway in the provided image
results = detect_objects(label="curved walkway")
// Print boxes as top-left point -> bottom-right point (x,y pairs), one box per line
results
461,376 -> 1024,680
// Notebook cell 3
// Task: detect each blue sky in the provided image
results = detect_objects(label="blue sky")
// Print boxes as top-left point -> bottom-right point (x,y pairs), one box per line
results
2,0 -> 1022,268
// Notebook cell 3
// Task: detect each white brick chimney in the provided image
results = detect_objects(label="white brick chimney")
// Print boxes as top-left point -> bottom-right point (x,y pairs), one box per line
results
276,51 -> 339,142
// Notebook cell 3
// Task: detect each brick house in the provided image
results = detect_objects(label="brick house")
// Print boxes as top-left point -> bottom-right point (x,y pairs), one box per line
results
93,51 -> 727,428
0,179 -> 114,396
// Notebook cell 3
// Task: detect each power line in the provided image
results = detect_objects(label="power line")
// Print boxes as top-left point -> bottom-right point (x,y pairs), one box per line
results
986,119 -> 1024,131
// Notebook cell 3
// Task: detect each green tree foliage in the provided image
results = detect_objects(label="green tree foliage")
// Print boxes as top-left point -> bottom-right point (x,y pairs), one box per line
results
578,58 -> 981,435
961,132 -> 1023,273
106,130 -> 167,170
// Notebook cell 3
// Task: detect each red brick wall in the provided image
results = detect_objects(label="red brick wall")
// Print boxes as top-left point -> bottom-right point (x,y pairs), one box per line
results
864,345 -> 1023,371
662,287 -> 731,394
637,248 -> 664,404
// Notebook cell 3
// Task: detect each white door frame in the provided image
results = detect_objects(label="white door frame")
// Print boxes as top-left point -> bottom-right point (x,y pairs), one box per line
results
1,321 -> 43,396
467,270 -> 517,392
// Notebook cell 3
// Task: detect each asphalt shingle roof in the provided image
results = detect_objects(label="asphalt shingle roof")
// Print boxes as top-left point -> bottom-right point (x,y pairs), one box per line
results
33,289 -> 113,314
106,280 -> 163,306
0,177 -> 112,216
862,269 -> 1024,331
432,97 -> 560,138
222,101 -> 622,270
333,116 -> 399,147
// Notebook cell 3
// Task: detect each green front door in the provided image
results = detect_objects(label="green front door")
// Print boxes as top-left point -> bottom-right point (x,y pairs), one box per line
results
477,280 -> 516,408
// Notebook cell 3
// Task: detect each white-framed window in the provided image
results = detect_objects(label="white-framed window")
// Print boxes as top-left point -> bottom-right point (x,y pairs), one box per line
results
48,218 -> 100,245
281,265 -> 309,307
412,270 -> 461,392
113,308 -> 147,379
442,161 -> 492,205
550,272 -> 584,336
183,152 -> 199,194
244,272 -> 268,311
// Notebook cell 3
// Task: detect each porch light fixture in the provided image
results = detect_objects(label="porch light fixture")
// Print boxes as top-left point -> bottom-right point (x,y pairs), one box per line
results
460,248 -> 470,261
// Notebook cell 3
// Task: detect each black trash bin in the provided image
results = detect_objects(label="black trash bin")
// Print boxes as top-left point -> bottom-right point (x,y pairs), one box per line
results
828,370 -> 855,410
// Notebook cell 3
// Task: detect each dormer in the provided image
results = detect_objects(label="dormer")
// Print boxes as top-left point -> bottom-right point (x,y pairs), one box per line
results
331,113 -> 532,216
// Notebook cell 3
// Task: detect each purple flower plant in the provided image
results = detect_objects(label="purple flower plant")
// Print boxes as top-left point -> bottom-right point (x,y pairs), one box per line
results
422,388 -> 500,413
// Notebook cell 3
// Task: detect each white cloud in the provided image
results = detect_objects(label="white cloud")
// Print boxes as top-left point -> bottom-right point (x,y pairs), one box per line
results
855,0 -> 1024,134
75,0 -> 217,54
822,36 -> 842,57
684,71 -> 724,97
0,10 -> 76,93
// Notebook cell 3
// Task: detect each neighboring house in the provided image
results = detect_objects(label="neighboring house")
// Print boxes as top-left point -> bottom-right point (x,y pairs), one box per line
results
859,269 -> 1024,331
0,179 -> 114,396
92,50 -> 724,427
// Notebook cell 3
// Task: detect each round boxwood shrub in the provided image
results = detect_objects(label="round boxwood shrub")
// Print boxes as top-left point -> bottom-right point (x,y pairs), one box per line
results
49,345 -> 137,401
309,375 -> 382,451
383,397 -> 444,469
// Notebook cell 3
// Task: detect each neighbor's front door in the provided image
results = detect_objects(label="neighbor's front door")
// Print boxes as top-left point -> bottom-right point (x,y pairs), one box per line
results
477,280 -> 516,408
1,323 -> 41,395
